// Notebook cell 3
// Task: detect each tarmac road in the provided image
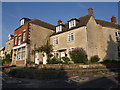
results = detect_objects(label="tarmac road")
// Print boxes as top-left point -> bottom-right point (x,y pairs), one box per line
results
1,71 -> 120,90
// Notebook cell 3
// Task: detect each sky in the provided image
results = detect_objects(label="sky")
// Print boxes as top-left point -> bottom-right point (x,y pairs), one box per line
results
2,2 -> 119,47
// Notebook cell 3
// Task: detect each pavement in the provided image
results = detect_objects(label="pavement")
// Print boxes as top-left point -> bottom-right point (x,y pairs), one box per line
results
1,71 -> 120,90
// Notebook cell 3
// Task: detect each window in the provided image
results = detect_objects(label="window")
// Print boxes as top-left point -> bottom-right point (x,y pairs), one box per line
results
17,48 -> 21,60
23,32 -> 26,42
18,36 -> 21,45
15,37 -> 17,45
21,47 -> 25,60
56,25 -> 62,33
115,32 -> 120,42
69,20 -> 76,29
68,32 -> 74,42
16,47 -> 25,60
54,37 -> 58,45
20,19 -> 24,26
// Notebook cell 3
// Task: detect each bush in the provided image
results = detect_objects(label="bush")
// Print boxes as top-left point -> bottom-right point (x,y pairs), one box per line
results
47,57 -> 63,64
62,57 -> 70,64
29,61 -> 35,64
2,54 -> 12,64
90,55 -> 100,63
69,48 -> 88,64
100,60 -> 120,64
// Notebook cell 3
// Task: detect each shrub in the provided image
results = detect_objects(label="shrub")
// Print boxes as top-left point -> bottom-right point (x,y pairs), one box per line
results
100,60 -> 120,64
47,57 -> 63,64
90,55 -> 100,63
69,48 -> 88,64
62,57 -> 70,64
2,54 -> 12,64
29,61 -> 35,64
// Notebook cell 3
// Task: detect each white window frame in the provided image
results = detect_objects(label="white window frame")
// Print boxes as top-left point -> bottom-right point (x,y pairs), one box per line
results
69,20 -> 76,29
54,37 -> 58,45
18,36 -> 21,45
15,37 -> 17,45
56,25 -> 62,33
23,32 -> 26,42
115,32 -> 120,42
68,32 -> 74,42
21,47 -> 25,60
20,19 -> 24,26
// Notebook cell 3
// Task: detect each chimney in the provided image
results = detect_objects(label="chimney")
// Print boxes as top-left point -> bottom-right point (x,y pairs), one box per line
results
111,16 -> 117,23
58,19 -> 62,25
88,8 -> 94,16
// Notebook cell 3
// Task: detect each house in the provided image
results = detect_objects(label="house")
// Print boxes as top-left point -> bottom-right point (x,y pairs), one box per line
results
5,34 -> 14,59
11,8 -> 120,66
0,47 -> 5,60
12,18 -> 55,66
50,8 -> 120,61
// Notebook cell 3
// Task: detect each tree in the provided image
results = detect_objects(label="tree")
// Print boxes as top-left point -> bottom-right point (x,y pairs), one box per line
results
2,54 -> 12,64
33,42 -> 53,64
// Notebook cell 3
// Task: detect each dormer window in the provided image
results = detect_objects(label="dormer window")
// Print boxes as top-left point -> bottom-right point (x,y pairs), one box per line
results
56,19 -> 63,33
19,17 -> 31,26
69,20 -> 76,29
56,25 -> 62,33
20,19 -> 25,26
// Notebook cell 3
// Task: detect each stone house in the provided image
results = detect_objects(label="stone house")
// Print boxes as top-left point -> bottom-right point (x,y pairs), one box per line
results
5,34 -> 14,59
50,8 -> 120,61
11,8 -> 120,66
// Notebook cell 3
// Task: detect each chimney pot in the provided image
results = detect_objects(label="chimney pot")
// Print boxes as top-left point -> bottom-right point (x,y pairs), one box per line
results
111,16 -> 117,23
58,19 -> 62,25
88,8 -> 94,16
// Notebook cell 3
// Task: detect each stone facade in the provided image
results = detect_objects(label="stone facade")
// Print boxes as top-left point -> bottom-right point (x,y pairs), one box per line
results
50,16 -> 120,61
5,37 -> 14,58
29,23 -> 54,64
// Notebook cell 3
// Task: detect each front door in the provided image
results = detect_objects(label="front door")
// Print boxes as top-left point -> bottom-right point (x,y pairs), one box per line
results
35,53 -> 39,64
61,52 -> 65,57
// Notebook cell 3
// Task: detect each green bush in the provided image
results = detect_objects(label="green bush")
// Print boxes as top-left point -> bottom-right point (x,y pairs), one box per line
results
62,57 -> 70,64
29,61 -> 35,64
69,48 -> 88,64
100,60 -> 120,64
2,54 -> 12,64
47,57 -> 63,64
90,55 -> 100,63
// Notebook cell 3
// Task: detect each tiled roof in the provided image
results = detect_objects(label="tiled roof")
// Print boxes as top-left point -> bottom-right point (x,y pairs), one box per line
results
30,19 -> 56,30
51,15 -> 91,36
95,19 -> 120,29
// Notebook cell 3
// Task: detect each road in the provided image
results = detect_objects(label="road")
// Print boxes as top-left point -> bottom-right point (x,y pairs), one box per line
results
1,71 -> 120,90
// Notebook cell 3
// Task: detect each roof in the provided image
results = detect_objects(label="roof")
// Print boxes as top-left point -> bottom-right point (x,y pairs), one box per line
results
51,15 -> 120,36
51,15 -> 91,36
95,19 -> 120,29
30,19 -> 55,30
